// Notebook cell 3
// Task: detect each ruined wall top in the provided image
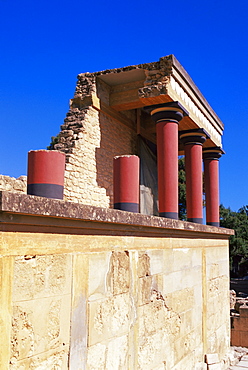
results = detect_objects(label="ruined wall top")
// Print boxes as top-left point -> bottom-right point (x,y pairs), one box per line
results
71,54 -> 224,148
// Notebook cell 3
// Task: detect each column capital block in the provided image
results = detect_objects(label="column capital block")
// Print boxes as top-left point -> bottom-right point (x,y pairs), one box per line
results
144,101 -> 189,123
203,146 -> 225,160
180,128 -> 210,146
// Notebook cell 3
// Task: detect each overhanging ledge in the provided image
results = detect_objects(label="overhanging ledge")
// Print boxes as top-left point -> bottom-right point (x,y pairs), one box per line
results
0,191 -> 234,239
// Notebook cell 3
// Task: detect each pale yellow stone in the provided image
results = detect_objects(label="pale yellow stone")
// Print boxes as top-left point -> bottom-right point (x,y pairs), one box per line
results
88,293 -> 130,346
0,256 -> 14,370
12,254 -> 72,302
105,335 -> 128,369
9,347 -> 69,370
69,254 -> 89,370
88,252 -> 111,300
10,295 -> 70,363
147,249 -> 164,275
87,343 -> 106,370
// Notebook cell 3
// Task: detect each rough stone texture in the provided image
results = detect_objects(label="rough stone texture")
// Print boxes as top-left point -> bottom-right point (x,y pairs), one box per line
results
0,175 -> 27,193
9,254 -> 72,369
53,103 -> 136,207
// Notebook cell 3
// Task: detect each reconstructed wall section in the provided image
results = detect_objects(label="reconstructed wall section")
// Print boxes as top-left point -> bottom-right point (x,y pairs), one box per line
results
52,76 -> 137,208
0,192 -> 233,370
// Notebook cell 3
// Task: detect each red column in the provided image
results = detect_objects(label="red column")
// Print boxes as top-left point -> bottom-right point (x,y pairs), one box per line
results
113,155 -> 140,213
145,102 -> 188,219
203,147 -> 224,227
180,129 -> 208,224
27,150 -> 65,199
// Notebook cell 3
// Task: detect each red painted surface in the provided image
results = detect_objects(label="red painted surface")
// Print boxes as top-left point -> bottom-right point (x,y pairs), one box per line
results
204,158 -> 220,224
156,120 -> 178,215
185,143 -> 203,220
27,150 -> 65,185
113,155 -> 140,204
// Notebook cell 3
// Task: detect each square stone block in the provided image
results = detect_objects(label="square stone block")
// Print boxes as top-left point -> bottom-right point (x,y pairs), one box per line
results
88,293 -> 130,346
12,254 -> 72,302
10,295 -> 71,363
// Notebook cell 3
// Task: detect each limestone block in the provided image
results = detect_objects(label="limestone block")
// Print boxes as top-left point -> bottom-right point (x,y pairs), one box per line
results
88,293 -> 130,346
137,329 -> 170,370
105,335 -> 128,369
69,253 -> 88,370
87,343 -> 106,370
151,274 -> 163,294
205,353 -> 219,364
88,252 -> 112,301
12,254 -> 72,302
147,250 -> 164,275
9,348 -> 69,370
10,295 -> 70,364
172,248 -> 193,271
207,364 -> 221,370
164,288 -> 194,313
138,293 -> 181,344
137,252 -> 150,277
138,276 -> 152,306
195,363 -> 207,370
174,330 -> 198,364
108,251 -> 130,295
183,266 -> 202,290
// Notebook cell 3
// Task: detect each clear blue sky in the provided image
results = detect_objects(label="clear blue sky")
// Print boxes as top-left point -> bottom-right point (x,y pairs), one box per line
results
1,0 -> 247,211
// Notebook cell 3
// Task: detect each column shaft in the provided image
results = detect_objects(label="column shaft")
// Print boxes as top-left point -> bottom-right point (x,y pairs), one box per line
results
184,143 -> 204,223
204,158 -> 220,226
203,147 -> 224,227
113,155 -> 140,213
27,150 -> 65,199
145,101 -> 189,220
156,119 -> 179,219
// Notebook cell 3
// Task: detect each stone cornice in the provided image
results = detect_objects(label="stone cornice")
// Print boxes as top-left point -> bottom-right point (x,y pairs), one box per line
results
0,191 -> 234,239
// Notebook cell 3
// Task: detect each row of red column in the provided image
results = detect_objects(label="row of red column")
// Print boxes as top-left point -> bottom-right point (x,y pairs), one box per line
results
144,101 -> 224,227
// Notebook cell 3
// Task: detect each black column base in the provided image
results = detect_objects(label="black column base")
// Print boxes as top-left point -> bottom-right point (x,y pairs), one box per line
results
187,218 -> 203,224
114,202 -> 139,213
207,221 -> 220,227
159,212 -> 178,220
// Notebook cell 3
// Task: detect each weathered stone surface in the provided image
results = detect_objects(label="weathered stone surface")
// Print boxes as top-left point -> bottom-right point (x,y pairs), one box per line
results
0,175 -> 27,193
12,254 -> 72,301
88,293 -> 130,346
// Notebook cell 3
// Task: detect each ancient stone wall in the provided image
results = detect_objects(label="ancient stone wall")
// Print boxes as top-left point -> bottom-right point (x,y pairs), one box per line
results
0,175 -> 27,194
1,229 -> 231,369
54,106 -> 136,207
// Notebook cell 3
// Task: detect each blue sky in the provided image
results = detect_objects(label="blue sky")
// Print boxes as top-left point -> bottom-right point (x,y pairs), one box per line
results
0,0 -> 247,211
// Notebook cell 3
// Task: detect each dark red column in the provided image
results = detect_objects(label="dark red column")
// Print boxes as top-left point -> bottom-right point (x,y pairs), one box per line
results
145,102 -> 188,219
113,155 -> 140,212
27,150 -> 65,199
203,147 -> 224,227
180,129 -> 209,224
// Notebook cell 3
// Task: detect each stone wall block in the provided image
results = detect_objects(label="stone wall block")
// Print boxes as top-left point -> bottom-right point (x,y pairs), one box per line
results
105,335 -> 128,369
109,251 -> 130,295
88,252 -> 112,300
137,252 -> 150,278
88,293 -> 130,346
138,276 -> 152,306
10,295 -> 70,365
147,250 -> 164,275
9,348 -> 69,370
12,254 -> 72,302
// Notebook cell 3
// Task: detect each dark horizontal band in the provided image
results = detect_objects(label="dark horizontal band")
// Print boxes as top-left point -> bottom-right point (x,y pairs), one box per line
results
207,221 -> 220,227
187,218 -> 203,224
114,202 -> 139,213
159,212 -> 178,220
27,183 -> 64,200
